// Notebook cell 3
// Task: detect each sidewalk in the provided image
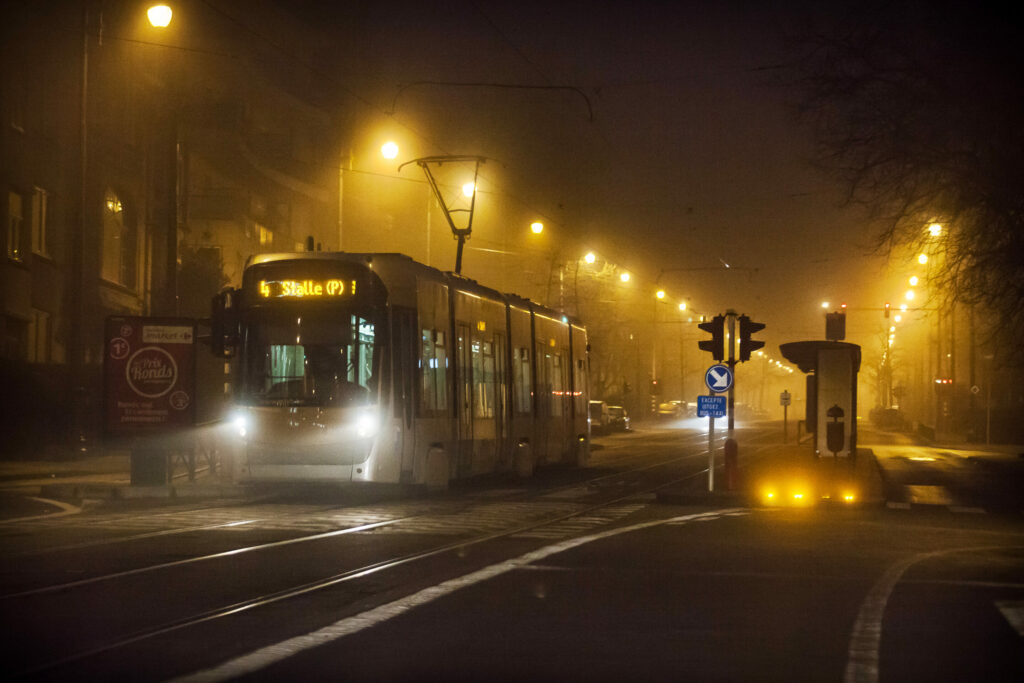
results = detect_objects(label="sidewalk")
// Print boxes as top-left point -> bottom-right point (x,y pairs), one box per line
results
0,451 -> 247,502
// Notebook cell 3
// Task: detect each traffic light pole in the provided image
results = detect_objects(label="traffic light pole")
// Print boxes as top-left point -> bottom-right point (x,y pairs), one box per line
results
727,311 -> 736,435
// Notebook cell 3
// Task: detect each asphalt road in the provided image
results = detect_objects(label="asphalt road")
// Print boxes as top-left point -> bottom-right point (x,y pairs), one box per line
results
1,422 -> 1021,682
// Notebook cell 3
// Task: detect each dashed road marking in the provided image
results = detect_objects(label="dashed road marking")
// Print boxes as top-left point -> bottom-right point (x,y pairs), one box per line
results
996,600 -> 1024,638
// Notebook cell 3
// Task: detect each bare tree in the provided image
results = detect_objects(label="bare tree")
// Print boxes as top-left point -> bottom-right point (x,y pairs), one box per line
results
786,2 -> 1024,343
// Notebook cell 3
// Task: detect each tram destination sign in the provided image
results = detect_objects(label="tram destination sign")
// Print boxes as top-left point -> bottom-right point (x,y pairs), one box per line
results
257,278 -> 357,299
103,316 -> 196,437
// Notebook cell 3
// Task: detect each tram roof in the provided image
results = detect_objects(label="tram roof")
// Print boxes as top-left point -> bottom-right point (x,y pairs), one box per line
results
245,251 -> 582,326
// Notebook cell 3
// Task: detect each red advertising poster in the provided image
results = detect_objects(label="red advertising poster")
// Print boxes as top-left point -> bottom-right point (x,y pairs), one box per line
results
104,316 -> 197,437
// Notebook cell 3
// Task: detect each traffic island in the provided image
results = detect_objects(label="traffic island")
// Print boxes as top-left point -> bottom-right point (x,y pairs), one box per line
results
656,445 -> 885,508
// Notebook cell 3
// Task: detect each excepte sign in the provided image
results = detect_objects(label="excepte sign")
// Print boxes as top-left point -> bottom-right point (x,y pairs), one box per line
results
697,395 -> 727,418
104,317 -> 196,437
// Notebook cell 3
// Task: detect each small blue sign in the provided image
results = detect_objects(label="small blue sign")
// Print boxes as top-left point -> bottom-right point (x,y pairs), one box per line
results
697,395 -> 727,418
704,364 -> 733,393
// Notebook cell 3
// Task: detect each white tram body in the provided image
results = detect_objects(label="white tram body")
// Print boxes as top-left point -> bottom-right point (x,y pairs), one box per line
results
215,252 -> 589,487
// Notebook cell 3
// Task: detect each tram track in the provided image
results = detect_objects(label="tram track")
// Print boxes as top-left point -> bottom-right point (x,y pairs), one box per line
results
6,427 -> 758,680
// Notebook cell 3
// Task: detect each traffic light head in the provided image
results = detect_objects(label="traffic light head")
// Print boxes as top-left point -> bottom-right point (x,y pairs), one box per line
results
884,302 -> 891,318
738,315 -> 766,361
697,315 -> 725,361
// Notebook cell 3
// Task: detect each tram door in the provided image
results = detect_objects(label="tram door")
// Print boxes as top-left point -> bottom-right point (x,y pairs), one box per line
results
393,309 -> 417,479
494,333 -> 508,462
456,323 -> 473,475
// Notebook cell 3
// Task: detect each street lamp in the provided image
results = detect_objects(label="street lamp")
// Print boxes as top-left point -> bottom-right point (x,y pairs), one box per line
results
147,4 -> 173,27
929,223 -> 942,237
918,253 -> 928,265
380,141 -> 399,160
656,289 -> 665,299
583,251 -> 596,264
530,221 -> 544,235
462,182 -> 476,198
619,271 -> 630,282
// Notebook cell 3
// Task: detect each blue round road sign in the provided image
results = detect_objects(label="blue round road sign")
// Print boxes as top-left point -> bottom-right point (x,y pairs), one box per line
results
704,364 -> 733,393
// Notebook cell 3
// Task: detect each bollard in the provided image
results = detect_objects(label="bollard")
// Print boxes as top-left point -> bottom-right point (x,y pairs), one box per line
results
724,438 -> 738,491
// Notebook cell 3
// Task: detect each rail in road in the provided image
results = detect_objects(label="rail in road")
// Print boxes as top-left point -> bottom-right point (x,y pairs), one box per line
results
0,425 -> 780,680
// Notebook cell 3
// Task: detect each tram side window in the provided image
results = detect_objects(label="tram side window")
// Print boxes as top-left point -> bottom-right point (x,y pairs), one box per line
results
421,329 -> 447,414
472,336 -> 496,418
549,352 -> 563,416
348,315 -> 375,388
513,347 -> 532,414
575,357 -> 587,414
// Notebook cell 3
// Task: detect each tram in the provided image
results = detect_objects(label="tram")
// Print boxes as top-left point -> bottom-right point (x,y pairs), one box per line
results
211,252 -> 589,489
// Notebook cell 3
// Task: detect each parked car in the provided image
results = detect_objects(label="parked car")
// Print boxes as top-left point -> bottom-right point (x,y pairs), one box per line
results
608,405 -> 630,431
589,400 -> 610,432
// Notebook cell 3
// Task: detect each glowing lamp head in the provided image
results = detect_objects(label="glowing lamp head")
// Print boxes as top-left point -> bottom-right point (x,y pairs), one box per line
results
620,272 -> 630,283
530,222 -> 543,234
147,4 -> 173,27
584,252 -> 596,264
462,182 -> 476,198
656,290 -> 665,300
678,302 -> 686,311
918,253 -> 928,265
380,141 -> 399,159
929,223 -> 942,237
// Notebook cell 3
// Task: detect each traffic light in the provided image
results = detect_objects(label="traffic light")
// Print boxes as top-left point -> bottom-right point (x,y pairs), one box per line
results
738,315 -> 766,361
698,315 -> 725,360
884,302 -> 890,318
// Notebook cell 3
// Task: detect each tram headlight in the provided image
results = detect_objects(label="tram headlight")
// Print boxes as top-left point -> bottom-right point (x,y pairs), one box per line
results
355,411 -> 379,439
230,411 -> 249,439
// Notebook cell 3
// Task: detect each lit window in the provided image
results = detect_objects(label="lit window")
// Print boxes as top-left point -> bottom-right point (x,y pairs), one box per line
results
7,190 -> 23,261
100,188 -> 137,288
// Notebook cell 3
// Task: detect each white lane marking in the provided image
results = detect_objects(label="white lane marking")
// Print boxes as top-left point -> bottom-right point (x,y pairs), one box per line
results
0,497 -> 82,524
844,545 -> 1019,683
169,508 -> 744,683
996,600 -> 1024,637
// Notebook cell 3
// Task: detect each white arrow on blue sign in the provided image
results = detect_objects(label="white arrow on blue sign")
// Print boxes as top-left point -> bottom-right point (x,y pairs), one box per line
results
704,364 -> 733,393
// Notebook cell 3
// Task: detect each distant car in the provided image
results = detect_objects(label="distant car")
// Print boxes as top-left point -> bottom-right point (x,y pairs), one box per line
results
657,401 -> 682,419
607,405 -> 630,431
589,400 -> 610,432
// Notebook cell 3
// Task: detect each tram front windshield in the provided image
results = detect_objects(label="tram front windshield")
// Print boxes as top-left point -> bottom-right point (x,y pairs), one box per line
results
240,310 -> 379,408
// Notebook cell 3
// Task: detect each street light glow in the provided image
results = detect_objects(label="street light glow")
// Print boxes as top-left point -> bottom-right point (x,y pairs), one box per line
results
620,272 -> 630,282
462,182 -> 476,198
929,223 -> 942,237
905,289 -> 915,300
380,141 -> 399,159
821,301 -> 830,309
530,222 -> 543,234
909,275 -> 919,286
678,302 -> 686,311
147,4 -> 173,27
918,253 -> 928,264
894,314 -> 902,322
656,290 -> 665,299
584,252 -> 596,264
